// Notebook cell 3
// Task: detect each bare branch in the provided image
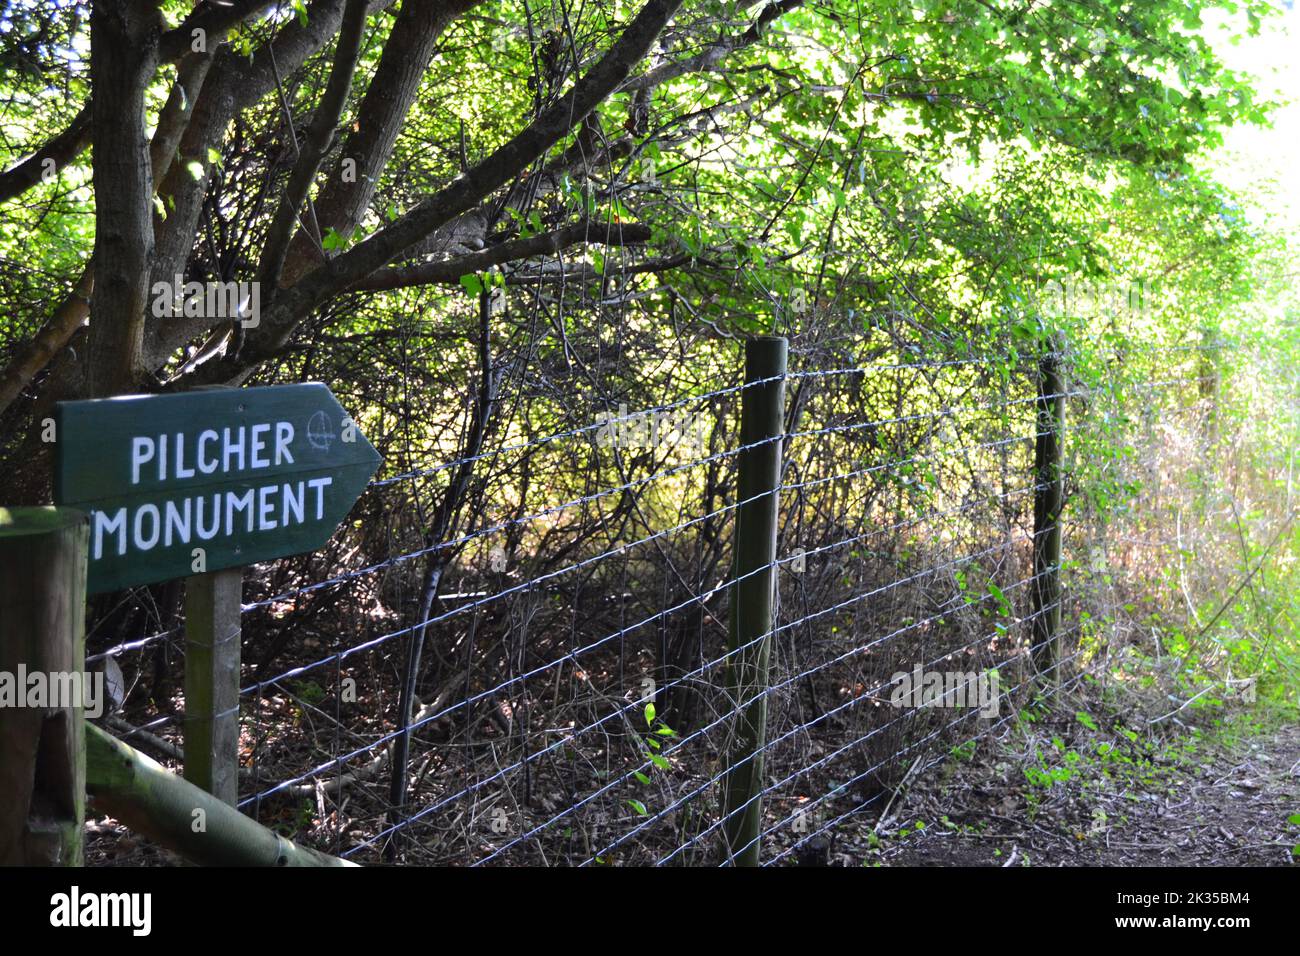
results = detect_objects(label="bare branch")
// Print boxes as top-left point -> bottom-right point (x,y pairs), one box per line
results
0,0 -> 279,207
619,0 -> 805,94
277,0 -> 486,286
0,106 -> 90,205
258,0 -> 370,294
219,0 -> 689,380
355,220 -> 654,291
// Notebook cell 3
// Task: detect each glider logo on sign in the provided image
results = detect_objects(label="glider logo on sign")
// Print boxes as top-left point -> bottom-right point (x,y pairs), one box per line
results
54,384 -> 381,593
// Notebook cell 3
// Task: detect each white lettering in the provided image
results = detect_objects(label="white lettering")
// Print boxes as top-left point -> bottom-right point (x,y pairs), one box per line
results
133,504 -> 161,551
222,427 -> 245,473
93,508 -> 128,559
250,423 -> 270,468
197,430 -> 219,474
258,484 -> 277,530
226,488 -> 254,533
275,421 -> 294,464
164,499 -> 192,546
307,476 -> 332,520
131,437 -> 155,484
282,480 -> 304,525
174,432 -> 195,478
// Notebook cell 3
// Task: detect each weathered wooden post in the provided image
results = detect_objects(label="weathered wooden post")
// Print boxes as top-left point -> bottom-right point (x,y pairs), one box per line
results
720,335 -> 786,866
1031,340 -> 1065,678
184,568 -> 242,805
0,506 -> 88,865
181,385 -> 244,806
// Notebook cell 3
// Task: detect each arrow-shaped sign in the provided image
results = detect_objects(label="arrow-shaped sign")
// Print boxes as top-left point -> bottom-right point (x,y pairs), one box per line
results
54,384 -> 381,593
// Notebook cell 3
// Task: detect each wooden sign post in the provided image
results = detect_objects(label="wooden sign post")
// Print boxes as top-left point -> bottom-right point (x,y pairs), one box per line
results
183,568 -> 242,804
54,383 -> 380,804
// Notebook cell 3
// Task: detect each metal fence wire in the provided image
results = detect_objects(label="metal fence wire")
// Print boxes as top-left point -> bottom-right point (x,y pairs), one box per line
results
86,336 -> 1230,865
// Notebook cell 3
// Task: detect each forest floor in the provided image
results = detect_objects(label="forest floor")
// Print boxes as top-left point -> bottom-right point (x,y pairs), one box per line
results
85,662 -> 1300,867
821,686 -> 1300,868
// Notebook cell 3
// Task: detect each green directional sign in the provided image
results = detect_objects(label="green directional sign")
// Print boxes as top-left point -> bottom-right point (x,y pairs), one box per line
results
54,384 -> 381,593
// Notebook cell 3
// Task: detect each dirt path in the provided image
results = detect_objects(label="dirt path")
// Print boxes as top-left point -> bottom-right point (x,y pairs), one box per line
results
832,706 -> 1300,867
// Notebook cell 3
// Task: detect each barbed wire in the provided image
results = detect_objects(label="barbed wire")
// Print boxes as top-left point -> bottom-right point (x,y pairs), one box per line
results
483,576 -> 1059,867
763,635 -> 1089,866
84,368 -> 1206,666
690,626 -> 1088,866
246,480 -> 1044,810
79,342 -> 1236,866
350,544 -> 1051,859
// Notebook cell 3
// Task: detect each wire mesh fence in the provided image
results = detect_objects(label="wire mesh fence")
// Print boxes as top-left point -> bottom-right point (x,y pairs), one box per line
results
83,333 -> 1235,865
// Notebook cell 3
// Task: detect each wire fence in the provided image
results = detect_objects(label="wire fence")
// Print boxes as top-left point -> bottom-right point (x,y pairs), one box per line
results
84,335 -> 1237,865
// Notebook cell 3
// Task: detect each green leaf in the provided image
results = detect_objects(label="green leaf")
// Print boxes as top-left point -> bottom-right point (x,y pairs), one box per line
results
628,799 -> 648,816
987,582 -> 1010,616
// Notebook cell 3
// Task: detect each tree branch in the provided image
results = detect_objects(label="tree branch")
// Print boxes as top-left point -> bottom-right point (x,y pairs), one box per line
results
217,0 -> 688,381
277,0 -> 485,287
258,0 -> 369,294
619,0 -> 805,93
0,106 -> 91,205
354,220 -> 654,290
0,0 -> 278,207
0,263 -> 94,415
157,0 -> 279,62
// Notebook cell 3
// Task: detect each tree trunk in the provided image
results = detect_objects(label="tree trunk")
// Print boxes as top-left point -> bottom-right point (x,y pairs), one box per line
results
84,0 -> 161,398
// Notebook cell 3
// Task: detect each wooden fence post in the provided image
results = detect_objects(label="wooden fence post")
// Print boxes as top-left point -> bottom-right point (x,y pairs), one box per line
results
177,383 -> 244,806
1031,341 -> 1065,679
720,335 -> 786,866
1198,326 -> 1220,454
0,506 -> 88,865
184,567 -> 242,805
